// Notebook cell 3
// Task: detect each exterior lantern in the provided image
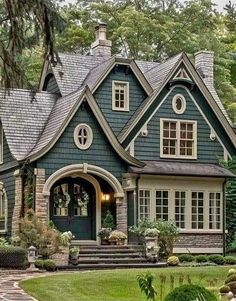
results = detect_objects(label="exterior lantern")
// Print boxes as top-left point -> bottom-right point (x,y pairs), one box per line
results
27,245 -> 38,271
101,193 -> 110,202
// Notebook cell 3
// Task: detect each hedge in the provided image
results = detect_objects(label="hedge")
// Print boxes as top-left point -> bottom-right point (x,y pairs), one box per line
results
0,245 -> 28,268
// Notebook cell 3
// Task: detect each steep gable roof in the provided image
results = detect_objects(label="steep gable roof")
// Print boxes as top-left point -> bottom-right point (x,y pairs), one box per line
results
0,90 -> 57,161
118,52 -> 236,151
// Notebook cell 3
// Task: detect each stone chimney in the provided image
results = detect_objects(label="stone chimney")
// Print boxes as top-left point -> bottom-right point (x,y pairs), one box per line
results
194,50 -> 214,85
91,22 -> 112,57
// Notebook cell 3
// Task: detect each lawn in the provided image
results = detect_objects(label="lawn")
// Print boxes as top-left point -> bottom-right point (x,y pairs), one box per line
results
20,266 -> 231,301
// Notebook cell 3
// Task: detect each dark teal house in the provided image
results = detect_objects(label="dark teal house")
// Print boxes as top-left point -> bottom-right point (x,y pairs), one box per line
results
0,23 -> 235,253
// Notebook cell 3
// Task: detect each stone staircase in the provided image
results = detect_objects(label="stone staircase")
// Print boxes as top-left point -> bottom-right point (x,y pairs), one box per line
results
58,243 -> 167,270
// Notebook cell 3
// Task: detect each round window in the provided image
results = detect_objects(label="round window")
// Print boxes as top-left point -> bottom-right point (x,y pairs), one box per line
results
172,94 -> 186,114
74,124 -> 93,150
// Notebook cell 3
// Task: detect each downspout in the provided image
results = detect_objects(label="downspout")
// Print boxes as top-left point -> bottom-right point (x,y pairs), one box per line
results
223,179 -> 227,256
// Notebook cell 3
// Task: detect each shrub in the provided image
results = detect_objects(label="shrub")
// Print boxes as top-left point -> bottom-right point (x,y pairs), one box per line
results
18,209 -> 62,258
225,256 -> 236,265
164,284 -> 217,301
43,259 -> 57,271
178,254 -> 194,263
109,230 -> 127,241
195,255 -> 208,263
0,245 -> 27,268
102,210 -> 115,229
228,268 -> 236,276
0,237 -> 9,245
225,273 -> 236,284
144,228 -> 160,237
167,256 -> 180,266
208,255 -> 225,265
219,285 -> 230,294
34,259 -> 57,271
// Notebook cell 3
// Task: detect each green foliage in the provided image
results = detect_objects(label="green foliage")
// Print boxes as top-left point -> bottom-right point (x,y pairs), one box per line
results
178,254 -> 194,263
219,285 -> 230,294
0,237 -> 9,246
102,210 -> 115,229
0,245 -> 27,268
208,255 -> 225,265
195,255 -> 208,263
164,284 -> 217,301
225,272 -> 236,284
167,256 -> 180,266
34,259 -> 57,271
18,209 -> 62,258
224,256 -> 236,265
137,271 -> 157,301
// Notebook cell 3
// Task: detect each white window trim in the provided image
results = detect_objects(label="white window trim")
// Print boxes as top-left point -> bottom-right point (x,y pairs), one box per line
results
172,94 -> 186,114
74,123 -> 93,150
138,185 -> 223,232
112,80 -> 129,111
160,118 -> 197,159
0,185 -> 8,234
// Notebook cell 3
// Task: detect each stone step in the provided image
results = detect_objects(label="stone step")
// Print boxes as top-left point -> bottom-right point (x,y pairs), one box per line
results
78,257 -> 147,264
75,244 -> 143,250
58,262 -> 167,270
79,248 -> 144,254
79,252 -> 142,258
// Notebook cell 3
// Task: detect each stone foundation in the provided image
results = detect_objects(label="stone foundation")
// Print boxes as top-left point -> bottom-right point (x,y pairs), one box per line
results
34,168 -> 47,222
174,233 -> 223,254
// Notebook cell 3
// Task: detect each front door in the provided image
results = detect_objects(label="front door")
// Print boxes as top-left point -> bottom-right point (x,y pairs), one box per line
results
50,177 -> 96,240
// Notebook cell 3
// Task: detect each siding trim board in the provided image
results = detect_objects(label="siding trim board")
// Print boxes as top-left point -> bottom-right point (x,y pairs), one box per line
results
27,87 -> 144,168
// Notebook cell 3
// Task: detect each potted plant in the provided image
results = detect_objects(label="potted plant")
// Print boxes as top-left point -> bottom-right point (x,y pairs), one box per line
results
69,247 -> 79,265
109,230 -> 127,245
97,228 -> 112,245
144,228 -> 160,262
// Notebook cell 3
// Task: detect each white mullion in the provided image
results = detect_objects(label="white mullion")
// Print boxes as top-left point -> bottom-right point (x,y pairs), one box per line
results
186,190 -> 191,229
204,191 -> 209,230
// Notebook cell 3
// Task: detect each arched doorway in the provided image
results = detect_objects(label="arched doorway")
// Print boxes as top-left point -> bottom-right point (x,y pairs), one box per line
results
50,176 -> 96,240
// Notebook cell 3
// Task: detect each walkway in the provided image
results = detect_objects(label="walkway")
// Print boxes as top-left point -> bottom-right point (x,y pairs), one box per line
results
0,270 -> 42,301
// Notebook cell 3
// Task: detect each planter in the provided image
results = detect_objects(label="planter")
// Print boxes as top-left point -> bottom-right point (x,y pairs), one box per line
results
145,236 -> 159,263
116,239 -> 126,245
101,238 -> 110,245
69,254 -> 79,265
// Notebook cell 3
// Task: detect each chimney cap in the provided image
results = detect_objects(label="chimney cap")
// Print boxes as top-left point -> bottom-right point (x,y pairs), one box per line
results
95,22 -> 107,30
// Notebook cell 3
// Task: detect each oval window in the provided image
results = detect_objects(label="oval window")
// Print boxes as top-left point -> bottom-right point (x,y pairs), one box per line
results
74,124 -> 93,150
172,94 -> 186,114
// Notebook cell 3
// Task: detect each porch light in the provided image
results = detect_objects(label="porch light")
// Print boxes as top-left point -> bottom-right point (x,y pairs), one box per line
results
102,193 -> 110,202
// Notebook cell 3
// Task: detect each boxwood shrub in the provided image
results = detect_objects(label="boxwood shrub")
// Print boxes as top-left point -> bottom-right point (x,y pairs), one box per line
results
0,245 -> 27,268
195,255 -> 208,263
164,284 -> 217,301
35,259 -> 57,271
208,255 -> 225,265
224,256 -> 236,265
178,254 -> 194,263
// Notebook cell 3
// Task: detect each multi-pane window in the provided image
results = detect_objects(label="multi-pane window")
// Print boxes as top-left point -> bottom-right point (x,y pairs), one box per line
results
112,81 -> 129,111
138,190 -> 150,220
0,191 -> 5,221
0,185 -> 7,232
192,192 -> 204,229
175,191 -> 185,228
209,193 -> 221,229
161,119 -> 197,159
156,190 -> 168,220
53,184 -> 69,216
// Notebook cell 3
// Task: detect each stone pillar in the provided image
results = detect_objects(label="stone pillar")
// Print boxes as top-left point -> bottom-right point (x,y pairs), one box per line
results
11,169 -> 23,236
34,168 -> 47,222
116,196 -> 127,234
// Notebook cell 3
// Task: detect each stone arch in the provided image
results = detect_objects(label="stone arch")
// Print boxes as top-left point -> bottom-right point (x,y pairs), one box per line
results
43,163 -> 124,199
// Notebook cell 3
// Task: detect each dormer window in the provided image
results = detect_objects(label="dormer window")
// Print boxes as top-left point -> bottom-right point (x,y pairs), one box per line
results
112,81 -> 129,111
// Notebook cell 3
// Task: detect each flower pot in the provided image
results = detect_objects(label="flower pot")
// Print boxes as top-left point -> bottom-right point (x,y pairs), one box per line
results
70,254 -> 79,265
116,239 -> 125,245
101,238 -> 110,245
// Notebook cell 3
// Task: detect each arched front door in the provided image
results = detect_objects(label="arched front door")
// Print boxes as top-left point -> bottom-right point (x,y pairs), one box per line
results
50,177 -> 96,240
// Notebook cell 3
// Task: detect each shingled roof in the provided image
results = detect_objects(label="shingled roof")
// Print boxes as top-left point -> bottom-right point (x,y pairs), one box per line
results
0,90 -> 56,160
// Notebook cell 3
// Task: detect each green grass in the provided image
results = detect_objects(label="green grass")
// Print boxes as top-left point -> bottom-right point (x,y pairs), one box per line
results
20,266 -> 232,301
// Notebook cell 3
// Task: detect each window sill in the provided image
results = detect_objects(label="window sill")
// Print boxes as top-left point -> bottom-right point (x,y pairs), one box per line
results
0,230 -> 7,234
160,154 -> 197,160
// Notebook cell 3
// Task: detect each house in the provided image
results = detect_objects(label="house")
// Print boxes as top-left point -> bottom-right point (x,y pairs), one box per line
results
0,23 -> 235,254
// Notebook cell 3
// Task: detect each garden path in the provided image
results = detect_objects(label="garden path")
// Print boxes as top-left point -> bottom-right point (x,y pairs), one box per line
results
0,270 -> 43,301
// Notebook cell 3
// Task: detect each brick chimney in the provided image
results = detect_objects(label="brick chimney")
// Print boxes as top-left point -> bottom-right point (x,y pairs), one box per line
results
91,23 -> 112,57
194,51 -> 214,85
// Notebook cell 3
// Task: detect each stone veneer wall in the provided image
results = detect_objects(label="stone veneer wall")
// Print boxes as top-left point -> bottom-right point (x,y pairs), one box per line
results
116,197 -> 128,234
34,168 -> 47,222
174,233 -> 223,252
11,170 -> 22,236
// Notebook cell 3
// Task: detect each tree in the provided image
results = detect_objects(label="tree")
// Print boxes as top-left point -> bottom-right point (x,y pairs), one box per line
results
0,0 -> 65,89
137,272 -> 157,301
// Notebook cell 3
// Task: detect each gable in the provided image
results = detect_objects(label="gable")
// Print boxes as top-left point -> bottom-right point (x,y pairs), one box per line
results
42,73 -> 60,95
37,102 -> 129,181
133,85 -> 226,163
94,64 -> 148,134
